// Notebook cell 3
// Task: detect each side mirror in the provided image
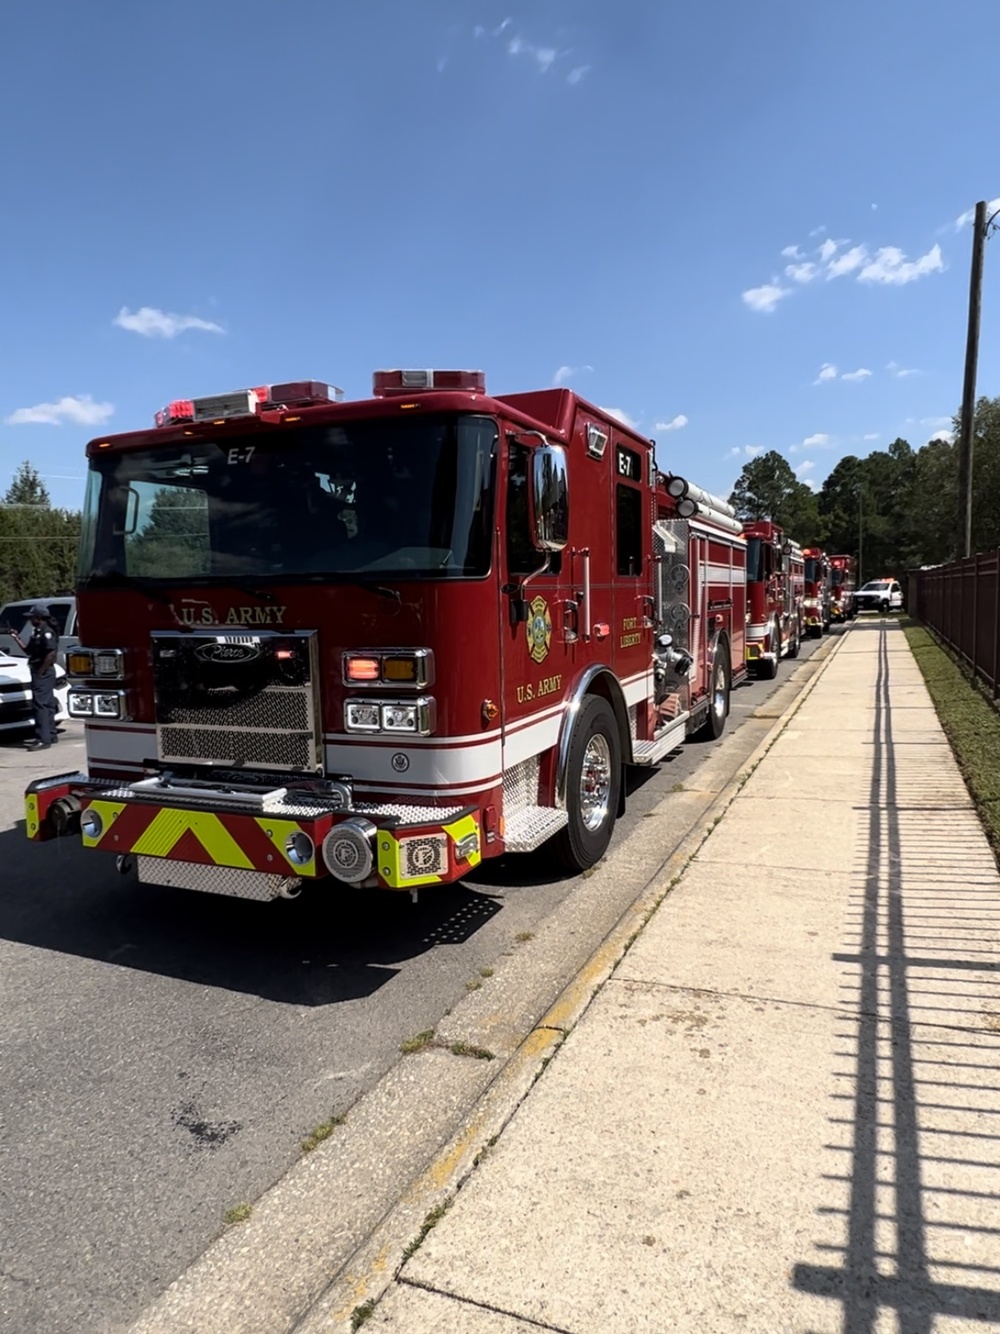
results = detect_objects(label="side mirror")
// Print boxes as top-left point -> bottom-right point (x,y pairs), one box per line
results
528,444 -> 569,552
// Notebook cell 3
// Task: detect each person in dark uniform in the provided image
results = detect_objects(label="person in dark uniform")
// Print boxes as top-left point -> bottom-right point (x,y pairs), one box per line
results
10,605 -> 59,751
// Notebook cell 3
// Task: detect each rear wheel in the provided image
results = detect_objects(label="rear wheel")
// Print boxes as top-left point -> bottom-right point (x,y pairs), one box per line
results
787,621 -> 800,659
698,648 -> 730,740
551,695 -> 622,872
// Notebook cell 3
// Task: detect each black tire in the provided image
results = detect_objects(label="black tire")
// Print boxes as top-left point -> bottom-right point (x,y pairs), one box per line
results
697,648 -> 730,741
551,695 -> 622,872
787,622 -> 800,659
809,625 -> 822,639
759,624 -> 779,680
879,599 -> 889,614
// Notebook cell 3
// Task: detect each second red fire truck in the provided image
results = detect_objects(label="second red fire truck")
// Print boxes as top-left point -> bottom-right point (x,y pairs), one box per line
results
26,371 -> 749,902
742,520 -> 805,678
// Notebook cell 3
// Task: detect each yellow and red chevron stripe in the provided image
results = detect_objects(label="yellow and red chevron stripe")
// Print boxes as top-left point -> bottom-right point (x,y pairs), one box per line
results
81,799 -> 325,877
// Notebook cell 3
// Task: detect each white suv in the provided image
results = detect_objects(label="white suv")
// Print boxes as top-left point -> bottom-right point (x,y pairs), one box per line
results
854,579 -> 903,614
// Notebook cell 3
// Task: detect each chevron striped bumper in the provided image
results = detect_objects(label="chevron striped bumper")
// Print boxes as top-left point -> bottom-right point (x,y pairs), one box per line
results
24,773 -> 482,894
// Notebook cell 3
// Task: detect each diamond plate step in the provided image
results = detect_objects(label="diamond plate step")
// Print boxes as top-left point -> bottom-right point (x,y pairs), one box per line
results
504,805 -> 569,853
632,713 -> 689,765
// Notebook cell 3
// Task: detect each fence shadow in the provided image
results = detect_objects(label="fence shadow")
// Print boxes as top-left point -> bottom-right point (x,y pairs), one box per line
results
792,621 -> 1000,1330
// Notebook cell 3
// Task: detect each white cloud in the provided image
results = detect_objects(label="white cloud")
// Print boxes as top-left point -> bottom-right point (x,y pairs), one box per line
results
818,238 -> 840,263
782,245 -> 804,260
841,367 -> 872,382
814,363 -> 838,385
727,444 -> 761,458
826,244 -> 868,279
887,361 -> 920,378
114,306 -> 224,338
858,243 -> 943,286
5,394 -> 114,427
552,363 -> 593,386
655,414 -> 688,432
922,415 -> 952,428
508,35 -> 557,72
803,478 -> 818,491
809,225 -> 827,237
786,261 -> 818,283
930,429 -> 956,443
600,406 -> 638,428
790,432 -> 832,455
955,195 -> 1000,230
864,433 -> 879,441
742,283 -> 790,313
567,65 -> 590,84
795,460 -> 816,474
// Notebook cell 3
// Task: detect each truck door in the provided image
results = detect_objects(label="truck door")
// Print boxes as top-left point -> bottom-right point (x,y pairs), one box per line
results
612,440 -> 654,725
499,437 -> 577,795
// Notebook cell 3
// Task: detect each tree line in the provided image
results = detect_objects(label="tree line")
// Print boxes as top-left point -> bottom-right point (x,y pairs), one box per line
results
728,394 -> 1000,580
0,461 -> 81,605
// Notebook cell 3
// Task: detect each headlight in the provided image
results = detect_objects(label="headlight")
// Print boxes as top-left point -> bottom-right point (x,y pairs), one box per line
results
345,697 -> 436,736
68,689 -> 126,719
382,703 -> 420,732
345,700 -> 382,732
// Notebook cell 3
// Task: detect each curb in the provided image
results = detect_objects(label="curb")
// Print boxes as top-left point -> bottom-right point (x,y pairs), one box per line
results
295,629 -> 850,1333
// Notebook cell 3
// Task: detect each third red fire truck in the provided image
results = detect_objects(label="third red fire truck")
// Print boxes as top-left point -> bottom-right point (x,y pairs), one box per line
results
829,554 -> 856,622
26,370 -> 748,903
801,547 -> 832,638
743,520 -> 804,678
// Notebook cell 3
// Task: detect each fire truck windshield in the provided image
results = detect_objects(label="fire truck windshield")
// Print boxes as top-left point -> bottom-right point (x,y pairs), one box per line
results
831,568 -> 844,586
79,414 -> 498,583
745,537 -> 765,583
804,558 -> 822,585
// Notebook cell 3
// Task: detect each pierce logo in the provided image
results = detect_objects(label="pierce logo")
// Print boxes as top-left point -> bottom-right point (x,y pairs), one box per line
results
195,642 -> 261,664
526,596 -> 552,664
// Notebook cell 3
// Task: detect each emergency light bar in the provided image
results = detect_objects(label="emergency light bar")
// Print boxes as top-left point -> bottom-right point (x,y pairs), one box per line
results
372,369 -> 486,396
154,381 -> 344,427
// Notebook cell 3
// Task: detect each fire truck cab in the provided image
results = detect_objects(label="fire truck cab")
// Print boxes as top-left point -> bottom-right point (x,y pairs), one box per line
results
25,371 -> 748,904
743,520 -> 804,679
829,554 -> 856,623
801,547 -> 832,638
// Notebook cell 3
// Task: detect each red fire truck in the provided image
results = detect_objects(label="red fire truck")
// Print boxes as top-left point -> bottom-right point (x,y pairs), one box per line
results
829,554 -> 856,622
743,520 -> 804,678
25,371 -> 747,902
801,547 -> 832,638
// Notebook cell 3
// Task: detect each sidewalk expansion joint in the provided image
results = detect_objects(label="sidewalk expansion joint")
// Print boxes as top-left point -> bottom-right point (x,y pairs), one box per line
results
397,1276 -> 576,1333
605,976 -> 992,1031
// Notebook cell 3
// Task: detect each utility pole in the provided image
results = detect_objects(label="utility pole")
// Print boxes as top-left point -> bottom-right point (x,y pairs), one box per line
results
957,200 -> 987,560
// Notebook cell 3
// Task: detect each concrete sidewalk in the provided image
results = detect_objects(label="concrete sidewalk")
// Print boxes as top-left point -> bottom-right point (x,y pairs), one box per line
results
346,620 -> 1000,1333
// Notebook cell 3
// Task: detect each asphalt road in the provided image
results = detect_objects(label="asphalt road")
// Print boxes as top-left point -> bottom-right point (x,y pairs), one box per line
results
0,635 -> 826,1334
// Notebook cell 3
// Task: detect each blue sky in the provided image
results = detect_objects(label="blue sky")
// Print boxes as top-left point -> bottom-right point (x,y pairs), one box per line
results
2,0 -> 999,512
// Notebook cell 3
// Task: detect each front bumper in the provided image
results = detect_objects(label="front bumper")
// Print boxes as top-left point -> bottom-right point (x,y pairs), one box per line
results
25,772 -> 482,896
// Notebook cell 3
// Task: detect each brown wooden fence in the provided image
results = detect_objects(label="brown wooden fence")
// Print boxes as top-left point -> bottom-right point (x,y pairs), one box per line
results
911,550 -> 1000,698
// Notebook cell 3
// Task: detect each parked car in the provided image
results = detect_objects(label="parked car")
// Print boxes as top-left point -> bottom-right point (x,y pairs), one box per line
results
854,579 -> 903,614
0,647 -> 69,737
0,596 -> 79,669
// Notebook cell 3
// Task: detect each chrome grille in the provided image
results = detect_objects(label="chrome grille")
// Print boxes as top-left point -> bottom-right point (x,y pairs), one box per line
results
151,630 -> 322,773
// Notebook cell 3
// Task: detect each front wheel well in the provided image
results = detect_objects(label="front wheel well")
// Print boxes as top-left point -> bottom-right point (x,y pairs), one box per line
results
554,667 -> 633,814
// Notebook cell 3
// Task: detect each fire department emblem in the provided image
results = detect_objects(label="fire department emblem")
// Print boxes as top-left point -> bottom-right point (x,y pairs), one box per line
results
526,596 -> 552,664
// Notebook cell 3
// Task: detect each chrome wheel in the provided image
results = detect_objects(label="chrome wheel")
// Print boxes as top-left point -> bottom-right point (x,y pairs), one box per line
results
579,733 -> 613,832
711,660 -> 726,721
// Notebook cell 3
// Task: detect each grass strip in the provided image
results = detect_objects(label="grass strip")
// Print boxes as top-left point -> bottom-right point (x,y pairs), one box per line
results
901,616 -> 1000,859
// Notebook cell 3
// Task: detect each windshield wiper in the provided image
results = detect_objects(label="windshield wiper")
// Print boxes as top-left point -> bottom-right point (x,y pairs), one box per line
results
298,573 -> 402,604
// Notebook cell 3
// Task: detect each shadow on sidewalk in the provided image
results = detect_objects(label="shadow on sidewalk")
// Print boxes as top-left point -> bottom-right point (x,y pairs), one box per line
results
792,620 -> 1000,1330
